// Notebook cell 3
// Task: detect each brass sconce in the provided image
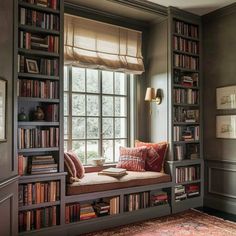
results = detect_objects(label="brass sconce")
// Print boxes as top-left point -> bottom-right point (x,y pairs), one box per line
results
145,87 -> 162,105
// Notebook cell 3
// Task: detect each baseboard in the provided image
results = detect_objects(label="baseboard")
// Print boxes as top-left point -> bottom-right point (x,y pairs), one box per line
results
204,195 -> 236,215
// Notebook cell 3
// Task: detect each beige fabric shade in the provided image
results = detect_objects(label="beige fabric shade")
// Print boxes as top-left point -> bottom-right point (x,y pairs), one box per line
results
64,14 -> 144,74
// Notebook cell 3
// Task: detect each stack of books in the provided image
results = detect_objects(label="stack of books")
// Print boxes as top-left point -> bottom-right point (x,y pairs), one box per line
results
98,167 -> 127,177
28,155 -> 58,175
65,203 -> 80,223
80,204 -> 97,220
186,184 -> 200,198
151,191 -> 168,206
175,185 -> 187,202
93,202 -> 110,217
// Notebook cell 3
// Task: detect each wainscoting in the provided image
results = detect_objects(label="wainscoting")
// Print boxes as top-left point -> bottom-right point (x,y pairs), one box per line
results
204,160 -> 236,215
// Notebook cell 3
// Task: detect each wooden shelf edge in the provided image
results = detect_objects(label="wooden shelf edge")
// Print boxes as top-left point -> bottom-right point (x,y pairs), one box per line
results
19,201 -> 60,211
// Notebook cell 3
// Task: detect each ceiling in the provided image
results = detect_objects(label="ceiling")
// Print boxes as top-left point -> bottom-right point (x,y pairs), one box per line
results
147,0 -> 236,16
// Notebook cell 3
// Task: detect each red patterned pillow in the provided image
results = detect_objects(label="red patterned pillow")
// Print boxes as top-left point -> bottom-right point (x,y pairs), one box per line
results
64,152 -> 77,179
135,140 -> 168,172
116,146 -> 147,172
67,151 -> 85,179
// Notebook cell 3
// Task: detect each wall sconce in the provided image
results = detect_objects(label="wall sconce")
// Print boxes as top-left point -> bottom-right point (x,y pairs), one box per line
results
145,87 -> 162,105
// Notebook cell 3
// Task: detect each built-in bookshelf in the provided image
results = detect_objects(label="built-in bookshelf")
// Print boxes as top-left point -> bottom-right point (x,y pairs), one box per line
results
168,7 -> 203,213
16,0 -> 64,234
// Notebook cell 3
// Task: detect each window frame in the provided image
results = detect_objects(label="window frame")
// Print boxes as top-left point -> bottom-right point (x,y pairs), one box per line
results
64,65 -> 131,165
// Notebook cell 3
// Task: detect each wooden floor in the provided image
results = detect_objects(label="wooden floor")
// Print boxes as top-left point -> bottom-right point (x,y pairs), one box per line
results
197,207 -> 236,222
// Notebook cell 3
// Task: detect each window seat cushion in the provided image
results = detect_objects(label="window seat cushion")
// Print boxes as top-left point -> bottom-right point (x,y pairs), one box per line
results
67,171 -> 171,195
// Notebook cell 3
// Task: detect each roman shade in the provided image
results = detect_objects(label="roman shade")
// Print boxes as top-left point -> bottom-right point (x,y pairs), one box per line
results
64,14 -> 144,74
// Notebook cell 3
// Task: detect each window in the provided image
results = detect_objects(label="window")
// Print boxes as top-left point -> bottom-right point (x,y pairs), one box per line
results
64,66 -> 130,164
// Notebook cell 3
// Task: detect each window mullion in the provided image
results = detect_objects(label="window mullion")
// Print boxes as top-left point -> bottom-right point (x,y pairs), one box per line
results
68,66 -> 73,150
85,69 -> 88,164
113,72 -> 115,162
99,70 -> 103,158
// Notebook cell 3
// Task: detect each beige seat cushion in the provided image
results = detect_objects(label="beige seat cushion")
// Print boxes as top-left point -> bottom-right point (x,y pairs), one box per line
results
67,171 -> 171,195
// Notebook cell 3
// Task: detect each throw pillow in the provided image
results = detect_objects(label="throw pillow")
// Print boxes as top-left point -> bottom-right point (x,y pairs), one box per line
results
135,140 -> 168,172
67,151 -> 85,179
116,146 -> 147,172
64,152 -> 77,179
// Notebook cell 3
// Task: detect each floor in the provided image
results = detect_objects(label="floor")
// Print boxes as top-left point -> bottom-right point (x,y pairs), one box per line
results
197,207 -> 236,222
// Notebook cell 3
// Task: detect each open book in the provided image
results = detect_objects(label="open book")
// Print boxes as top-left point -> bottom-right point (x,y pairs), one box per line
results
98,167 -> 127,177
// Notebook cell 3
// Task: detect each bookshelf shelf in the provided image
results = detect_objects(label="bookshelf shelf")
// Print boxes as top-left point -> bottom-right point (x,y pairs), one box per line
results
18,147 -> 60,153
18,48 -> 60,58
19,24 -> 60,36
18,73 -> 59,80
19,1 -> 60,14
173,122 -> 200,126
173,140 -> 199,144
19,201 -> 60,211
173,103 -> 199,107
173,33 -> 199,42
175,179 -> 201,186
18,97 -> 60,103
173,49 -> 199,57
173,66 -> 199,73
18,121 -> 60,126
173,84 -> 199,90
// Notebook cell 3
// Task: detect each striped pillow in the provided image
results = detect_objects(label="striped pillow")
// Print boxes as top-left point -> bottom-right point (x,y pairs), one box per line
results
64,152 -> 77,179
67,151 -> 85,179
116,146 -> 147,172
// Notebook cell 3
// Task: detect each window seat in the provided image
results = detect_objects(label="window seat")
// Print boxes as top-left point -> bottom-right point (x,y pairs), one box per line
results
67,171 -> 171,195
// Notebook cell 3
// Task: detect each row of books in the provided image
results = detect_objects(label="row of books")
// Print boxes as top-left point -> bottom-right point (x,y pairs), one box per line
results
124,192 -> 149,212
174,20 -> 198,38
17,79 -> 59,99
18,55 -> 59,76
176,165 -> 201,183
18,155 -> 58,175
19,8 -> 59,31
174,143 -> 199,161
173,36 -> 199,54
18,127 -> 59,149
19,181 -> 60,206
18,206 -> 58,232
173,88 -> 199,104
174,126 -> 200,142
65,203 -> 80,223
151,191 -> 169,206
175,184 -> 200,202
173,71 -> 199,87
174,107 -> 199,123
22,0 -> 59,10
174,53 -> 199,70
19,31 -> 59,53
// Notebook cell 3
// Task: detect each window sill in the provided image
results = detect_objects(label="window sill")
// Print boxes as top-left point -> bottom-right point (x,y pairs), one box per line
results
84,163 -> 116,173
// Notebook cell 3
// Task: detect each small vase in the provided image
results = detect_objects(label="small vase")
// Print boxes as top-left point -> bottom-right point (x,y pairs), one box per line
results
34,106 -> 44,121
18,108 -> 28,121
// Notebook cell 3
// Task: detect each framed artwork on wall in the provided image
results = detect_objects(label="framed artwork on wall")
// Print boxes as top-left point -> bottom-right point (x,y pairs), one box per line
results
216,115 -> 236,139
216,85 -> 236,109
0,78 -> 7,142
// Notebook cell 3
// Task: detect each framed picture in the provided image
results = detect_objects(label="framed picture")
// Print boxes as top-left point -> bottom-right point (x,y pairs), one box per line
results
26,59 -> 39,74
216,115 -> 236,139
216,85 -> 236,109
0,78 -> 7,142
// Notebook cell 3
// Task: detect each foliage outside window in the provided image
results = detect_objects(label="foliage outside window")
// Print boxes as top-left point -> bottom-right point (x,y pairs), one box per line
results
64,66 -> 130,164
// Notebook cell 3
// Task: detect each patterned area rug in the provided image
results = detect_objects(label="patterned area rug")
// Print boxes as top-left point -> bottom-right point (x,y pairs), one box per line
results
84,209 -> 236,236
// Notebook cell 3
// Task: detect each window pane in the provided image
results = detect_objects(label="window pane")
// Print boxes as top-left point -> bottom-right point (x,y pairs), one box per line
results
103,118 -> 113,138
87,95 -> 99,116
103,140 -> 113,163
87,69 -> 99,93
102,71 -> 113,94
72,141 -> 85,163
72,94 -> 85,116
64,141 -> 68,151
115,139 -> 127,162
102,96 -> 113,116
72,67 -> 85,92
64,92 -> 69,116
115,118 -> 127,138
64,117 -> 69,139
115,72 -> 126,95
87,140 -> 99,164
64,66 -> 69,91
72,117 -> 85,139
87,118 -> 99,138
115,97 -> 127,116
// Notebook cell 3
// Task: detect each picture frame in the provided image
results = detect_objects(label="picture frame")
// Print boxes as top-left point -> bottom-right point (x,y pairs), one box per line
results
26,59 -> 39,74
0,78 -> 7,142
216,85 -> 236,109
216,115 -> 236,139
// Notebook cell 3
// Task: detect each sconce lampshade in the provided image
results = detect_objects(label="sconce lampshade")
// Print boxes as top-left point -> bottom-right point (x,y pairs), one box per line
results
145,87 -> 156,101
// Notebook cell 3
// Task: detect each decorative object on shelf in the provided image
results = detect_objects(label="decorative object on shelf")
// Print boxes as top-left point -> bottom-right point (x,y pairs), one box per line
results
216,115 -> 236,139
33,106 -> 45,121
145,87 -> 162,105
91,157 -> 105,167
18,108 -> 28,121
216,85 -> 236,109
26,58 -> 39,74
0,78 -> 7,142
